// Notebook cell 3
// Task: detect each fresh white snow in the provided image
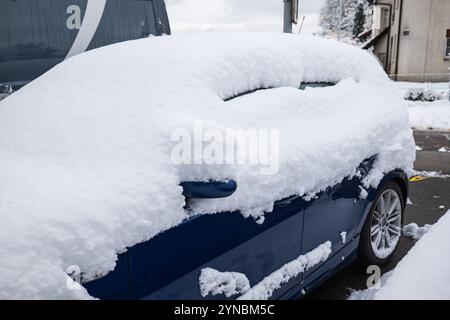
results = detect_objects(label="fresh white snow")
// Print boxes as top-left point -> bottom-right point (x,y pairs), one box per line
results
413,170 -> 450,179
359,186 -> 369,200
407,100 -> 450,131
200,241 -> 332,300
238,242 -> 332,300
393,81 -> 450,131
402,223 -> 432,241
340,231 -> 347,244
199,268 -> 250,298
350,211 -> 450,300
0,33 -> 415,299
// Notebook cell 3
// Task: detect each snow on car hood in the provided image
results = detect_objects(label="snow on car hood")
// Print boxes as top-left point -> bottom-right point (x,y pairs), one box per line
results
0,33 -> 415,299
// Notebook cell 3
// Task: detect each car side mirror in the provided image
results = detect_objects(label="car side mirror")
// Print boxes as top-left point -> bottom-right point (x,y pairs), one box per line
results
180,180 -> 237,199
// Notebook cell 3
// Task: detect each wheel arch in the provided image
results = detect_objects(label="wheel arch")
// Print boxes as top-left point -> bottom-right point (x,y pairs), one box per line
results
356,169 -> 409,235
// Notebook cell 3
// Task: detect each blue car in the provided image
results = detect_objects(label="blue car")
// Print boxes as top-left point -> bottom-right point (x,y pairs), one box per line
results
84,156 -> 408,300
0,33 -> 413,300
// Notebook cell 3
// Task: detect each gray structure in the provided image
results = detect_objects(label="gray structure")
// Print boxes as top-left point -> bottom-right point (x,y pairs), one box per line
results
363,0 -> 450,82
283,0 -> 299,33
0,0 -> 170,89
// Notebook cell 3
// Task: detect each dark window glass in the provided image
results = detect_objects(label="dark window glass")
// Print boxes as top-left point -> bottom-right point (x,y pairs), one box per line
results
446,30 -> 450,57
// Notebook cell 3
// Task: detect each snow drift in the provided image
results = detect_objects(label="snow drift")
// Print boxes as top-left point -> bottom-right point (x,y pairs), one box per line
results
0,33 -> 415,299
350,211 -> 450,300
238,242 -> 332,300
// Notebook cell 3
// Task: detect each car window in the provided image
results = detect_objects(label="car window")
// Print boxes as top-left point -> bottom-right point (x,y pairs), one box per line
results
224,82 -> 336,101
223,87 -> 272,102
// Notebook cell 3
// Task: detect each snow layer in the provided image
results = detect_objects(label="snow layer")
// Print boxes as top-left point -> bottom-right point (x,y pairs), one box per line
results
199,268 -> 250,298
238,242 -> 332,300
0,33 -> 415,298
351,211 -> 450,300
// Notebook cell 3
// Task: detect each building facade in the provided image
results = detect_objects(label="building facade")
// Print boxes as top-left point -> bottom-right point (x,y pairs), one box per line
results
364,0 -> 450,82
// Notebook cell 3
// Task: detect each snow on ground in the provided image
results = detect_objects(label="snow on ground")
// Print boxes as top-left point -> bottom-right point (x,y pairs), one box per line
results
394,81 -> 449,100
393,81 -> 450,131
412,170 -> 450,179
0,33 -> 415,298
350,211 -> 450,300
238,242 -> 332,300
0,93 -> 8,101
402,223 -> 432,241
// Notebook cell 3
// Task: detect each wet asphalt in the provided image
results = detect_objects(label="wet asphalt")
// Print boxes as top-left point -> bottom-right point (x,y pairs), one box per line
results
306,130 -> 450,300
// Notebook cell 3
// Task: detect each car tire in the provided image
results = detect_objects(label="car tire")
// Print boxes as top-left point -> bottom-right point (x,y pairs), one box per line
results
358,181 -> 405,267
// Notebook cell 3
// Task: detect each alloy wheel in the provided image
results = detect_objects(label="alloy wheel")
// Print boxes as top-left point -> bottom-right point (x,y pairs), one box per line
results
370,189 -> 402,259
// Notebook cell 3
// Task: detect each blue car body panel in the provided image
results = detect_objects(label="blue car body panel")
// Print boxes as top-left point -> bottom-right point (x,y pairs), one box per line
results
84,158 -> 409,300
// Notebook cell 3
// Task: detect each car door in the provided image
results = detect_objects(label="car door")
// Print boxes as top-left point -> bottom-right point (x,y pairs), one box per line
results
0,0 -> 79,85
123,196 -> 305,300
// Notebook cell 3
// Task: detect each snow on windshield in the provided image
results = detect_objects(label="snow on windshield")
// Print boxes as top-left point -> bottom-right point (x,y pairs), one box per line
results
0,33 -> 415,298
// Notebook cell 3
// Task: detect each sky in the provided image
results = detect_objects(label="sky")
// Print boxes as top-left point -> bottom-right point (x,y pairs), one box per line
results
165,0 -> 326,34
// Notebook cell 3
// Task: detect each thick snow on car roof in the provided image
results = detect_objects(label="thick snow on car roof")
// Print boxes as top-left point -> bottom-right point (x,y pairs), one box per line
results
0,33 -> 415,298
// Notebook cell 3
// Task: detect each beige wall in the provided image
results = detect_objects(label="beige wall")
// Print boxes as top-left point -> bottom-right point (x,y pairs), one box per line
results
371,0 -> 450,81
397,0 -> 450,78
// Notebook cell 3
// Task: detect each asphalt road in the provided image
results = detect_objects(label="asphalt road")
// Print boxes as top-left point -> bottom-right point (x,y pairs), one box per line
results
306,130 -> 450,300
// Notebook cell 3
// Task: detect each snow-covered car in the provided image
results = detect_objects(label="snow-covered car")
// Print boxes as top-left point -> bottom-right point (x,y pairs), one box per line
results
0,33 -> 415,300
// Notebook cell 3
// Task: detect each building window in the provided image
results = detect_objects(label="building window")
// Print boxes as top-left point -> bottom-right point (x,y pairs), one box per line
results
446,30 -> 450,58
381,8 -> 390,29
